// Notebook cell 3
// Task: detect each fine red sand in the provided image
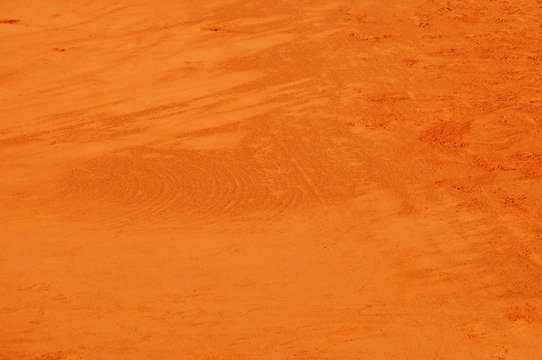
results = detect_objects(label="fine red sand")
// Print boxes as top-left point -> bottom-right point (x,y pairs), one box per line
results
1,1 -> 541,359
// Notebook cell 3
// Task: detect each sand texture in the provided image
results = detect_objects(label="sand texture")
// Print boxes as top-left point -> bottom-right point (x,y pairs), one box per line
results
1,0 -> 542,359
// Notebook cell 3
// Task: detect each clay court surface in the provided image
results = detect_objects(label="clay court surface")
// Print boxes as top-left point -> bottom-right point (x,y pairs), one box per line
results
1,0 -> 542,358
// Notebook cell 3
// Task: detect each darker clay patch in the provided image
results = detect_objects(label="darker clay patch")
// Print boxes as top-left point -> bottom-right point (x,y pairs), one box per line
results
0,19 -> 20,24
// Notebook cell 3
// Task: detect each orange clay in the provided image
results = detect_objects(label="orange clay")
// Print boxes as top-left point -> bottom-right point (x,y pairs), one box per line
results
1,0 -> 541,359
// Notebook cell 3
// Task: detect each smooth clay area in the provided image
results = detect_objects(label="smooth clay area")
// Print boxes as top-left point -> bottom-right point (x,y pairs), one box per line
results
1,0 -> 541,359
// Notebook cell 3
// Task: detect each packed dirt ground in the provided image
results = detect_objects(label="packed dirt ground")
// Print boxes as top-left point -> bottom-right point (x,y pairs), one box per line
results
1,0 -> 542,359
